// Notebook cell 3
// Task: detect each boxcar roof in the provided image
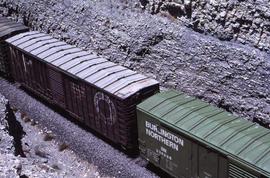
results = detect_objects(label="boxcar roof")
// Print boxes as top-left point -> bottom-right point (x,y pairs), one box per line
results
0,17 -> 28,39
137,90 -> 270,176
6,31 -> 159,99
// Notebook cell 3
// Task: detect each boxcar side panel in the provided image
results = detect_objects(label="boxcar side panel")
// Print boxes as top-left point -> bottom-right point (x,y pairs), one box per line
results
92,89 -> 119,142
29,55 -> 51,98
9,47 -> 52,99
219,156 -> 228,178
47,67 -> 66,107
9,47 -> 25,83
64,76 -> 87,123
198,145 -> 219,178
137,109 -> 230,178
137,111 -> 193,178
85,85 -> 95,128
228,160 -> 262,178
9,46 -> 20,81
191,142 -> 198,178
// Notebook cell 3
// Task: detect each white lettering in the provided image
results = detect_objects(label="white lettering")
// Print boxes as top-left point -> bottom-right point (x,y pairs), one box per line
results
145,121 -> 184,151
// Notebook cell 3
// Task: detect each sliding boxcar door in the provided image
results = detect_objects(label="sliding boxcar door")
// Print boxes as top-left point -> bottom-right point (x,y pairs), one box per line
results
198,145 -> 219,178
26,56 -> 51,99
64,78 -> 87,122
48,67 -> 66,107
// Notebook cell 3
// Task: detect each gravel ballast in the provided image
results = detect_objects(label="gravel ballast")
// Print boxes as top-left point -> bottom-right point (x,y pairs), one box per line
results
0,87 -> 111,178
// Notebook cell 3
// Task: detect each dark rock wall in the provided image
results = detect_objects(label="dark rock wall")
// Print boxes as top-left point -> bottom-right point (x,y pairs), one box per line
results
138,0 -> 270,51
0,0 -> 269,125
0,93 -> 25,156
0,94 -> 14,154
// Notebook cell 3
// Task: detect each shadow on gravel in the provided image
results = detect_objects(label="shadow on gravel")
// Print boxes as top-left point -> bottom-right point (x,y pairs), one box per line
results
5,102 -> 26,157
147,163 -> 174,178
20,175 -> 29,178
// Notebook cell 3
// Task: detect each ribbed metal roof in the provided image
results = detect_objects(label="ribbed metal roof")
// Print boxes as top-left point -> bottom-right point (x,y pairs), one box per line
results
0,17 -> 28,39
137,90 -> 270,177
6,31 -> 159,99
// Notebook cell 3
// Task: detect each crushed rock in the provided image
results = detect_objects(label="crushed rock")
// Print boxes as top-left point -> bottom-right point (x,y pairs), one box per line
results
0,92 -> 110,178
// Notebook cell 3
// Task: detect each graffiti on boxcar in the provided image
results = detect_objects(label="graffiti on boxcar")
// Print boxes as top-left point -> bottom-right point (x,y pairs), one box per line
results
22,54 -> 32,73
94,92 -> 116,125
71,82 -> 86,101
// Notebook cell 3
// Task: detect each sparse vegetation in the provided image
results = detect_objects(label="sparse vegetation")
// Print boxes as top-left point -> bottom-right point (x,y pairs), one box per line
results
21,112 -> 31,123
58,143 -> 69,152
30,120 -> 36,126
51,164 -> 61,170
43,132 -> 55,141
34,146 -> 48,158
11,107 -> 18,112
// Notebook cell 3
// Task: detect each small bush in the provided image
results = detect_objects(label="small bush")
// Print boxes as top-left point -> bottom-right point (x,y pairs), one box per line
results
30,120 -> 36,126
34,146 -> 48,158
51,164 -> 61,170
43,133 -> 55,141
58,143 -> 69,152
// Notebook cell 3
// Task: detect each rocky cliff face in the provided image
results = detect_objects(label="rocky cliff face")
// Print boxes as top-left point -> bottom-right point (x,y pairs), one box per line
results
0,0 -> 269,125
138,0 -> 270,51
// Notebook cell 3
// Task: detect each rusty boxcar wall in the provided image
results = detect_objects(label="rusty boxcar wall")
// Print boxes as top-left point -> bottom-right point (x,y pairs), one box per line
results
0,17 -> 28,78
9,46 -> 52,99
6,31 -> 159,150
62,72 -> 159,149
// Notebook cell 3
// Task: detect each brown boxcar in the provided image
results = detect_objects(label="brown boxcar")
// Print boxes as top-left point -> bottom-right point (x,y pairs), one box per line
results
6,31 -> 159,150
0,16 -> 28,78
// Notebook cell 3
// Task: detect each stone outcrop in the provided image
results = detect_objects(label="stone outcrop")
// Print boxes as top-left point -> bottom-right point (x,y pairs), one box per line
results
138,0 -> 270,51
0,94 -> 14,154
0,0 -> 269,126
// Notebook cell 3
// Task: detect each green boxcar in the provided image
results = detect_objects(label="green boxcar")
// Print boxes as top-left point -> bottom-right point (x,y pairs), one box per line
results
137,90 -> 270,178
